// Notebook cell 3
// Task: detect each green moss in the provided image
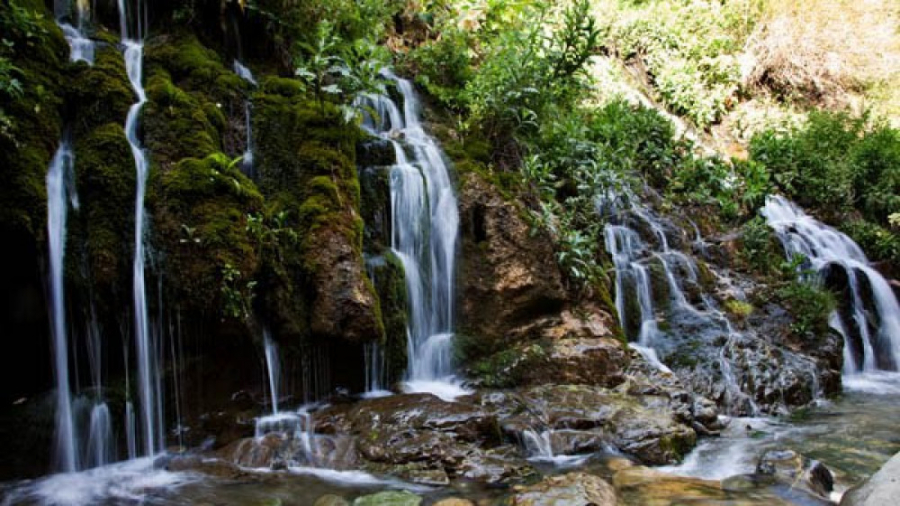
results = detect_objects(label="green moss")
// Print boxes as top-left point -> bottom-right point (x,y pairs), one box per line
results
368,251 -> 409,383
260,76 -> 306,98
143,70 -> 221,167
66,46 -> 133,138
155,153 -> 263,317
73,123 -> 135,301
145,33 -> 247,105
724,299 -> 754,320
0,0 -> 68,239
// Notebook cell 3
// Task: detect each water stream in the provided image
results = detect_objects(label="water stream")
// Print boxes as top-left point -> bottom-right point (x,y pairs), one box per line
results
357,72 -> 469,401
119,0 -> 164,458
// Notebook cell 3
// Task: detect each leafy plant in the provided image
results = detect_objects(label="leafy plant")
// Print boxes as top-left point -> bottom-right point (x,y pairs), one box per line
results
220,262 -> 257,321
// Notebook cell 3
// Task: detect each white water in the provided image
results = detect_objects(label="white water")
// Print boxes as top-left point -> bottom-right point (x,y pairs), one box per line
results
56,0 -> 94,64
362,341 -> 391,398
357,73 -> 469,402
521,429 -> 591,467
47,144 -> 80,472
233,60 -> 256,177
119,0 -> 163,458
604,201 -> 761,414
0,457 -> 194,506
263,330 -> 280,414
762,195 -> 900,376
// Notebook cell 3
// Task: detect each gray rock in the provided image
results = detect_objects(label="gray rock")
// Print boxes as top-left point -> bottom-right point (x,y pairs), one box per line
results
509,471 -> 617,505
352,490 -> 422,506
841,451 -> 900,506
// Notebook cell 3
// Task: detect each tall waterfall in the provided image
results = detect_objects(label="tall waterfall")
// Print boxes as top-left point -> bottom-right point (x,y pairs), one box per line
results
119,0 -> 163,457
358,72 -> 468,401
762,195 -> 900,376
47,144 -> 79,472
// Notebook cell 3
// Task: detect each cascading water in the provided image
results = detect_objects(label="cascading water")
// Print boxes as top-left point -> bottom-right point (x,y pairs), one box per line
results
56,0 -> 95,64
603,200 -> 781,414
762,195 -> 900,380
357,72 -> 468,401
119,0 -> 163,457
263,330 -> 280,415
47,144 -> 80,472
233,60 -> 256,177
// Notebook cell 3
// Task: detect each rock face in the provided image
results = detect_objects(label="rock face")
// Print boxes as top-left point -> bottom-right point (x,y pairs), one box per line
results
457,172 -> 567,346
841,451 -> 900,506
510,472 -> 617,506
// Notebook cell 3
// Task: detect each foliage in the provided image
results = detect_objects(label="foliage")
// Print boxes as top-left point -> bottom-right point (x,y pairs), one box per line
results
294,20 -> 391,119
776,276 -> 835,338
0,0 -> 48,142
220,262 -> 257,320
750,111 -> 900,265
740,215 -> 778,273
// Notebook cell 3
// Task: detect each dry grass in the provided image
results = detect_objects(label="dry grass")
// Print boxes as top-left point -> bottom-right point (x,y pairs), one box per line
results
746,0 -> 900,116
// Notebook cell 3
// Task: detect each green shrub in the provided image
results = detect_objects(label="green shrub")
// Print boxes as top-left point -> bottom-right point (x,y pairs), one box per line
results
840,220 -> 900,267
740,215 -> 778,273
776,278 -> 835,338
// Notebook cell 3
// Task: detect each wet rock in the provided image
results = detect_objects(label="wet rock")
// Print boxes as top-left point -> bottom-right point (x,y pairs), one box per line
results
516,385 -> 697,465
756,449 -> 835,499
352,490 -> 422,506
457,172 -> 567,347
509,472 -> 617,505
457,445 -> 536,483
611,466 -> 798,505
432,499 -> 474,506
314,495 -> 350,506
841,450 -> 900,505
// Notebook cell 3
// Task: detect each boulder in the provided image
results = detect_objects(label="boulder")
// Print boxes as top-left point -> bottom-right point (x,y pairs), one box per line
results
756,449 -> 835,499
314,495 -> 350,506
840,450 -> 900,506
509,472 -> 617,505
352,491 -> 422,506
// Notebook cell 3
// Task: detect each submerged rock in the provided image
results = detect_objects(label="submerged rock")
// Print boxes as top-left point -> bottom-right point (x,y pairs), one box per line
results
314,495 -> 350,506
352,490 -> 422,506
509,472 -> 617,505
756,449 -> 835,499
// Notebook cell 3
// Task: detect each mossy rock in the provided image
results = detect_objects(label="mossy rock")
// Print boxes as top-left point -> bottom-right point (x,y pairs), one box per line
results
143,70 -> 221,169
0,0 -> 69,239
352,491 -> 422,506
72,123 -> 136,298
66,45 -> 133,138
367,251 -> 409,383
145,33 -> 247,105
154,153 -> 263,317
252,88 -> 381,344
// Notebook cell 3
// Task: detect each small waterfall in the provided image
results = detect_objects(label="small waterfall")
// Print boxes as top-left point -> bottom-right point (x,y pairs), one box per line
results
47,143 -> 80,472
604,201 -> 760,414
233,60 -> 256,177
119,0 -> 163,457
762,195 -> 900,376
85,403 -> 113,468
57,0 -> 95,64
357,72 -> 468,401
263,330 -> 280,415
362,341 -> 390,398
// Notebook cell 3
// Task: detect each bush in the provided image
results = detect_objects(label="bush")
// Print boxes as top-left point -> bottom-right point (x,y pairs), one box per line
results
740,215 -> 778,274
776,278 -> 835,338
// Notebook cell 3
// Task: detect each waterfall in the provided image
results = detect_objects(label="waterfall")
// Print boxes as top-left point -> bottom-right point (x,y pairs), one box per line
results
357,72 -> 468,402
58,0 -> 95,64
604,201 -> 761,414
233,60 -> 256,177
47,144 -> 79,472
263,330 -> 280,415
362,341 -> 390,398
119,0 -> 163,457
762,195 -> 900,377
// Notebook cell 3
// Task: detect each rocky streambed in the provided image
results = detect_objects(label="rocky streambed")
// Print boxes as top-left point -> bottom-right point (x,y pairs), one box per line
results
6,373 -> 899,505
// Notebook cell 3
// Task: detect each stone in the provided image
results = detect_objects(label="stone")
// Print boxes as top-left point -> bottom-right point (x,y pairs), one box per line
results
432,499 -> 475,506
314,495 -> 350,506
840,450 -> 900,506
509,472 -> 617,505
352,490 -> 422,506
457,172 -> 567,346
756,448 -> 835,499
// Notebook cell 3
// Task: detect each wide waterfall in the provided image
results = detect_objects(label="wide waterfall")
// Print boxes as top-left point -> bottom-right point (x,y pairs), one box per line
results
762,195 -> 900,378
119,0 -> 163,458
358,72 -> 468,401
603,199 -> 794,415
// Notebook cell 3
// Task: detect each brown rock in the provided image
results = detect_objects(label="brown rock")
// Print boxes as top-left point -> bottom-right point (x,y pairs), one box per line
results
509,472 -> 617,505
457,173 -> 567,344
433,499 -> 475,506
